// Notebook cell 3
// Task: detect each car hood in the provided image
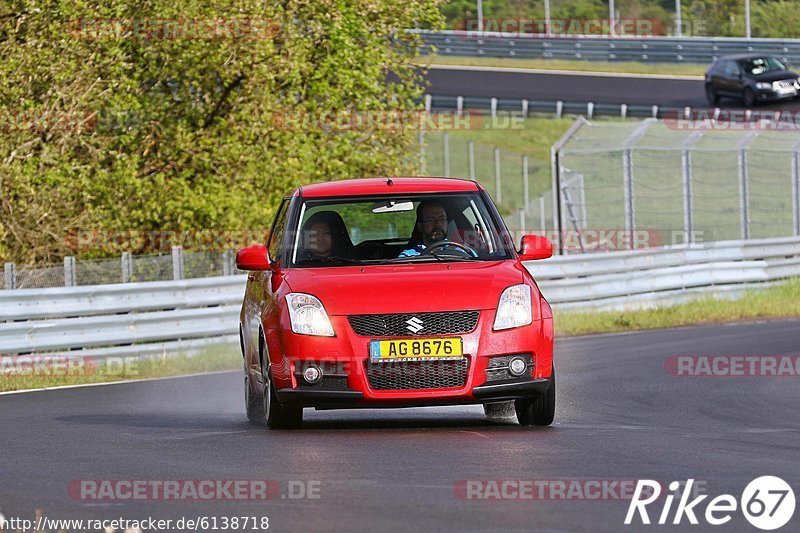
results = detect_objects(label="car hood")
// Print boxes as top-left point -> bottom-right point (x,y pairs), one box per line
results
751,70 -> 799,83
283,260 -> 526,315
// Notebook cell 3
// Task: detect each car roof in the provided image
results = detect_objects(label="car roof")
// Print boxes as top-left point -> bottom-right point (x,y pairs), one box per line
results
295,177 -> 483,198
717,54 -> 783,62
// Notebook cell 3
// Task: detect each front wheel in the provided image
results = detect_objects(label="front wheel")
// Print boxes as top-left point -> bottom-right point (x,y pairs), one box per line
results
515,366 -> 556,426
262,374 -> 303,429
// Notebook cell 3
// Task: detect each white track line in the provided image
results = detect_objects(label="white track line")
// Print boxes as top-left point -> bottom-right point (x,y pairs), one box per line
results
428,63 -> 704,81
0,369 -> 239,396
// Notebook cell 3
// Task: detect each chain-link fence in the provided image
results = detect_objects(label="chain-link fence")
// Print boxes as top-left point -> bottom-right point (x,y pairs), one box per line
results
3,248 -> 239,290
552,118 -> 800,253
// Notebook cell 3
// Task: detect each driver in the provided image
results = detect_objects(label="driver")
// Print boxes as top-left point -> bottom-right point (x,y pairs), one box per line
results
398,200 -> 450,257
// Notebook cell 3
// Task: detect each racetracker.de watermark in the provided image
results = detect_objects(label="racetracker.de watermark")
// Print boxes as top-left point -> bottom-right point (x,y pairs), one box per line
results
270,110 -> 527,131
665,355 -> 800,377
462,18 -> 664,37
68,18 -> 279,40
453,479 -> 687,500
665,109 -> 800,131
0,355 -> 139,378
67,479 -> 320,501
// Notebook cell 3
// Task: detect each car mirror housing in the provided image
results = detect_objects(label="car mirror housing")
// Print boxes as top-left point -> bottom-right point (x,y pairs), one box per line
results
518,235 -> 553,261
236,244 -> 272,271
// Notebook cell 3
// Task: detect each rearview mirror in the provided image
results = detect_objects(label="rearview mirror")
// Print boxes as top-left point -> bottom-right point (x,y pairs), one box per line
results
518,235 -> 553,261
236,244 -> 272,271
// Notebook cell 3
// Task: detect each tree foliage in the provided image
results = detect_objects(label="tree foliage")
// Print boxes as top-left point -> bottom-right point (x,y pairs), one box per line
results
0,0 -> 443,263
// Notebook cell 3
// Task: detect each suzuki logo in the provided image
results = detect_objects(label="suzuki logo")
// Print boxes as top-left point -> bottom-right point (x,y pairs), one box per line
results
405,317 -> 424,333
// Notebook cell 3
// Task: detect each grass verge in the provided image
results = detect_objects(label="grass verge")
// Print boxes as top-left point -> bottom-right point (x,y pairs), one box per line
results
556,278 -> 800,336
0,344 -> 241,393
419,55 -> 706,77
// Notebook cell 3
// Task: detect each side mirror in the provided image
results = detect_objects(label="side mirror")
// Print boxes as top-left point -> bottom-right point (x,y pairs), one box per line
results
236,244 -> 272,271
518,235 -> 553,261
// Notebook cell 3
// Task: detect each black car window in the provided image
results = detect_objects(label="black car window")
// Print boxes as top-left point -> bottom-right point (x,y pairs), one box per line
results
739,57 -> 787,76
268,198 -> 289,263
724,61 -> 740,77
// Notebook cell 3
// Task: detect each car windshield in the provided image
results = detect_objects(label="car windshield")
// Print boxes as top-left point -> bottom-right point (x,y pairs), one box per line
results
289,193 -> 515,267
739,57 -> 787,76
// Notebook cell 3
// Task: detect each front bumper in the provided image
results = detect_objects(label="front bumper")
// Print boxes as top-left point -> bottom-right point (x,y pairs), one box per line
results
276,376 -> 552,409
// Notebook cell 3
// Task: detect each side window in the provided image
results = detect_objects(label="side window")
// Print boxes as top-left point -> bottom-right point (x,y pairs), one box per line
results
268,199 -> 289,262
726,61 -> 740,77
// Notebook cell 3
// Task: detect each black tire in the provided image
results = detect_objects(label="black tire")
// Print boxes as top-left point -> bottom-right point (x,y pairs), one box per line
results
262,373 -> 303,429
705,84 -> 719,106
743,88 -> 756,107
245,374 -> 261,424
515,366 -> 556,426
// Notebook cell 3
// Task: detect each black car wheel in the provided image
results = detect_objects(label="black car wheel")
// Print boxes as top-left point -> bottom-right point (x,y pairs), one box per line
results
705,84 -> 719,105
262,372 -> 303,429
515,365 -> 556,426
743,88 -> 756,107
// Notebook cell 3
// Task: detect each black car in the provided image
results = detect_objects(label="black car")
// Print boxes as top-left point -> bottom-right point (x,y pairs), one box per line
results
705,54 -> 800,107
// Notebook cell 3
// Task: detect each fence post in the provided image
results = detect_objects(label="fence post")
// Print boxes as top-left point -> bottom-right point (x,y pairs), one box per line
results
419,130 -> 426,175
64,256 -> 77,287
523,155 -> 530,213
443,131 -> 450,177
172,245 -> 184,280
494,147 -> 502,205
623,148 -> 635,247
539,196 -> 546,231
793,150 -> 800,236
738,132 -> 758,240
121,252 -> 132,283
3,262 -> 16,290
519,208 -> 526,238
223,250 -> 232,276
468,141 -> 475,180
681,131 -> 703,245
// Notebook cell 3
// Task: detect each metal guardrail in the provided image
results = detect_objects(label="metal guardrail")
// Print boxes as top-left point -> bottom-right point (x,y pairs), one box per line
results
1,237 -> 798,357
528,236 -> 800,310
420,30 -> 800,65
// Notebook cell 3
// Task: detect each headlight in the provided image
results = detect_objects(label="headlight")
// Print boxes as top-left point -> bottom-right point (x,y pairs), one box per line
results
493,284 -> 532,331
285,293 -> 334,336
755,82 -> 772,90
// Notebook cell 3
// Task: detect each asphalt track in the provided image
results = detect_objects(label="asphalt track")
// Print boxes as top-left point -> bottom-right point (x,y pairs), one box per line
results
424,65 -> 800,110
1,319 -> 799,532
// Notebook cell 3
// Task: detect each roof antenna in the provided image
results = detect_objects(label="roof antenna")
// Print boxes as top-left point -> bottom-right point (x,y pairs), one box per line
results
386,178 -> 393,186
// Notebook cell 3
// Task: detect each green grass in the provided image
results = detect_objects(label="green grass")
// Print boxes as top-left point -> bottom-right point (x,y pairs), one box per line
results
419,55 -> 706,77
0,343 -> 241,393
556,278 -> 800,336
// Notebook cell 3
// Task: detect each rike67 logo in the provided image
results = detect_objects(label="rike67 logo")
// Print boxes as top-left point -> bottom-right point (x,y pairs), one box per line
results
626,477 -> 795,530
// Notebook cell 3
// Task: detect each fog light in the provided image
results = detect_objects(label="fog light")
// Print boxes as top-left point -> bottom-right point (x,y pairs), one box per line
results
303,365 -> 323,384
508,357 -> 527,377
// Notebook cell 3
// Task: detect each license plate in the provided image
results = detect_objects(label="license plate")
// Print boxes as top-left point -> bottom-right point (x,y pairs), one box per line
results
369,338 -> 463,361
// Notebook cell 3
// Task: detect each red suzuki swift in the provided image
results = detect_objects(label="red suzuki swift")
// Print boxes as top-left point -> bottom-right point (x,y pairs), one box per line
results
236,177 -> 555,429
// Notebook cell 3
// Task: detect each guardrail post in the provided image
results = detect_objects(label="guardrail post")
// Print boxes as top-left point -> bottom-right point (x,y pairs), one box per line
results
651,105 -> 658,119
3,262 -> 16,290
523,155 -> 530,213
522,99 -> 528,118
172,245 -> 184,280
456,96 -> 463,117
490,97 -> 497,119
424,94 -> 432,115
468,141 -> 475,180
494,147 -> 502,204
556,101 -> 563,119
64,256 -> 76,287
443,132 -> 450,177
792,150 -> 800,236
121,252 -> 132,283
620,104 -> 627,119
587,102 -> 594,119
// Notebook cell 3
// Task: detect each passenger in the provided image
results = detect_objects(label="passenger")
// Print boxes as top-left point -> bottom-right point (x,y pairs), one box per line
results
298,211 -> 353,261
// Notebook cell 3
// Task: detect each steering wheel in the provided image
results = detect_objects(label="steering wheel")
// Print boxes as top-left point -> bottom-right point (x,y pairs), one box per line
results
421,240 -> 479,258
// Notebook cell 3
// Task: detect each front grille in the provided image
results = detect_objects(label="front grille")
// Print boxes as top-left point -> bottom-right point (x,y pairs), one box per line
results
365,358 -> 469,390
348,311 -> 479,337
